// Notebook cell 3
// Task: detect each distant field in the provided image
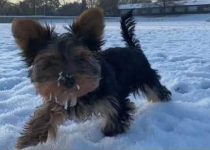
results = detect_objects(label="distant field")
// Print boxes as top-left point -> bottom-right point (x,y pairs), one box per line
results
1,13 -> 210,23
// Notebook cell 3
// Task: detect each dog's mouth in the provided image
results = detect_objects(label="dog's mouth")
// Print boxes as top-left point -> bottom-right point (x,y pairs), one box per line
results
34,73 -> 101,109
53,94 -> 78,109
34,81 -> 78,108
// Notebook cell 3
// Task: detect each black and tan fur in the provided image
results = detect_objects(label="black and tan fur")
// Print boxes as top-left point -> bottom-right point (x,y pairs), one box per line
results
12,8 -> 171,149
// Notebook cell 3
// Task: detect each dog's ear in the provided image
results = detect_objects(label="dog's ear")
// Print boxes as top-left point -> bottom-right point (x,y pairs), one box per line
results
12,20 -> 54,66
71,8 -> 104,51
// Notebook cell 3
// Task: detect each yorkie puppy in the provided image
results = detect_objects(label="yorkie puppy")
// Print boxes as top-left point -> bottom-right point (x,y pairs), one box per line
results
12,8 -> 171,149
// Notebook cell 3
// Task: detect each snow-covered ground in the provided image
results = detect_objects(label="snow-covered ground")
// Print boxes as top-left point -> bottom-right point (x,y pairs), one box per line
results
1,14 -> 210,150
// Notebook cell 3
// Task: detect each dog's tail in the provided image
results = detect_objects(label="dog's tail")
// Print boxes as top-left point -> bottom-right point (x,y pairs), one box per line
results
120,10 -> 140,48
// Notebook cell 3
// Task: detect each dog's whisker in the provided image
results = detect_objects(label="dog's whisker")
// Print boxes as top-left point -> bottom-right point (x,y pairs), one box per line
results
64,100 -> 68,110
70,96 -> 77,107
76,84 -> 80,91
49,93 -> 52,101
55,95 -> 58,104
57,81 -> 60,87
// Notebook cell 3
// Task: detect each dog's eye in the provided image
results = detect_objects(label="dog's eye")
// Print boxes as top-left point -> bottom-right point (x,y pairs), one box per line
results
40,61 -> 59,70
75,58 -> 86,64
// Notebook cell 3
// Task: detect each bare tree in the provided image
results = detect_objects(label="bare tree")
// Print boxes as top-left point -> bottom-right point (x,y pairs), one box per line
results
99,0 -> 118,15
19,0 -> 60,15
86,0 -> 98,8
155,0 -> 182,14
81,0 -> 87,11
156,0 -> 182,7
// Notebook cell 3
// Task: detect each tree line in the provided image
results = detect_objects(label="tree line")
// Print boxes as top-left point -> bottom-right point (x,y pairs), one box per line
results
0,0 -> 119,16
0,0 -> 183,16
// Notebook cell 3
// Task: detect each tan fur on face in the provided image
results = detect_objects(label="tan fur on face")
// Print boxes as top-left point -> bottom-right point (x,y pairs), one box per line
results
144,84 -> 160,102
72,48 -> 101,97
33,46 -> 101,104
75,74 -> 100,97
35,81 -> 72,104
35,74 -> 100,104
74,8 -> 104,42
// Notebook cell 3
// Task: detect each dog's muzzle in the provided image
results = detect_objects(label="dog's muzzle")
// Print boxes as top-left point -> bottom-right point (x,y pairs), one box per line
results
58,72 -> 75,89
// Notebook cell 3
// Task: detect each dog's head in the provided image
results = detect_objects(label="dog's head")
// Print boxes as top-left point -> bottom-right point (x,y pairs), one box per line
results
12,8 -> 104,106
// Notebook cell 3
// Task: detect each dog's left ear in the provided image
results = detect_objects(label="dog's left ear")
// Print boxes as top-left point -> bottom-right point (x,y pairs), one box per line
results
71,8 -> 104,51
12,20 -> 54,66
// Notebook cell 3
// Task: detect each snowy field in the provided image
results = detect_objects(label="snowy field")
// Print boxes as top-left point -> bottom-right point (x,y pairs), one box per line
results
1,14 -> 210,150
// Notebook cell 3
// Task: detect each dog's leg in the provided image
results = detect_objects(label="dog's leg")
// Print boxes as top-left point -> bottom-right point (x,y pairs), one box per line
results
144,84 -> 171,102
143,70 -> 171,102
16,102 -> 68,149
96,97 -> 135,136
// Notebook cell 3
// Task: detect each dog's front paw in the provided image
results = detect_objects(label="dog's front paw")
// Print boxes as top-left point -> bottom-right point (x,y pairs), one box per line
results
16,106 -> 50,149
16,130 -> 48,150
16,103 -> 68,149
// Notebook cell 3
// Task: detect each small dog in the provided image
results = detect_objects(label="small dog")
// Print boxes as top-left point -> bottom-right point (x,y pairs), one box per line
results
12,8 -> 171,149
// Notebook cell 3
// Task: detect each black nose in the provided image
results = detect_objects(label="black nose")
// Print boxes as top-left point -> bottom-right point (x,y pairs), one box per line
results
58,72 -> 75,88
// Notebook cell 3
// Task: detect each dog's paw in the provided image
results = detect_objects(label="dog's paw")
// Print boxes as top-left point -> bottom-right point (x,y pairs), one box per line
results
16,132 -> 48,150
102,121 -> 128,137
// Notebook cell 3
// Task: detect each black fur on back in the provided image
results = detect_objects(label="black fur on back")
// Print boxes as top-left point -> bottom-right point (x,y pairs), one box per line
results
71,11 -> 171,136
120,10 -> 140,48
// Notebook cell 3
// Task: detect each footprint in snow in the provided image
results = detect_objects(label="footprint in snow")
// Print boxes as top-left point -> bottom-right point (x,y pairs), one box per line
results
200,81 -> 210,90
155,53 -> 167,59
174,82 -> 190,94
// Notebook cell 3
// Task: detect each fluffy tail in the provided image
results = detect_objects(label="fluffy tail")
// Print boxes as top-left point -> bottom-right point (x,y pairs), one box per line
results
120,10 -> 140,48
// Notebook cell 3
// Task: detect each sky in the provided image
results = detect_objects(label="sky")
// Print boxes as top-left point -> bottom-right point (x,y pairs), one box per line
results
9,0 -> 78,4
7,0 -> 166,4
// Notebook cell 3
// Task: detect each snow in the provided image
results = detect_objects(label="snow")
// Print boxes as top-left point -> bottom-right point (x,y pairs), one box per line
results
1,14 -> 210,150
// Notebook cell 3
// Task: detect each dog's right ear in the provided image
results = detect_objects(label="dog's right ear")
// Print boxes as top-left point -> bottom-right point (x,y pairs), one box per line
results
12,20 -> 54,66
70,8 -> 104,51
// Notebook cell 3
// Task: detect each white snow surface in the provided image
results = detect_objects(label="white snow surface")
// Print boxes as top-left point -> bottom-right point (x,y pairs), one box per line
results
0,14 -> 210,150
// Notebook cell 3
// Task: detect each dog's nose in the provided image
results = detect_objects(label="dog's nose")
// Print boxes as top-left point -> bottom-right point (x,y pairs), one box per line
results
64,74 -> 76,88
58,72 -> 75,88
